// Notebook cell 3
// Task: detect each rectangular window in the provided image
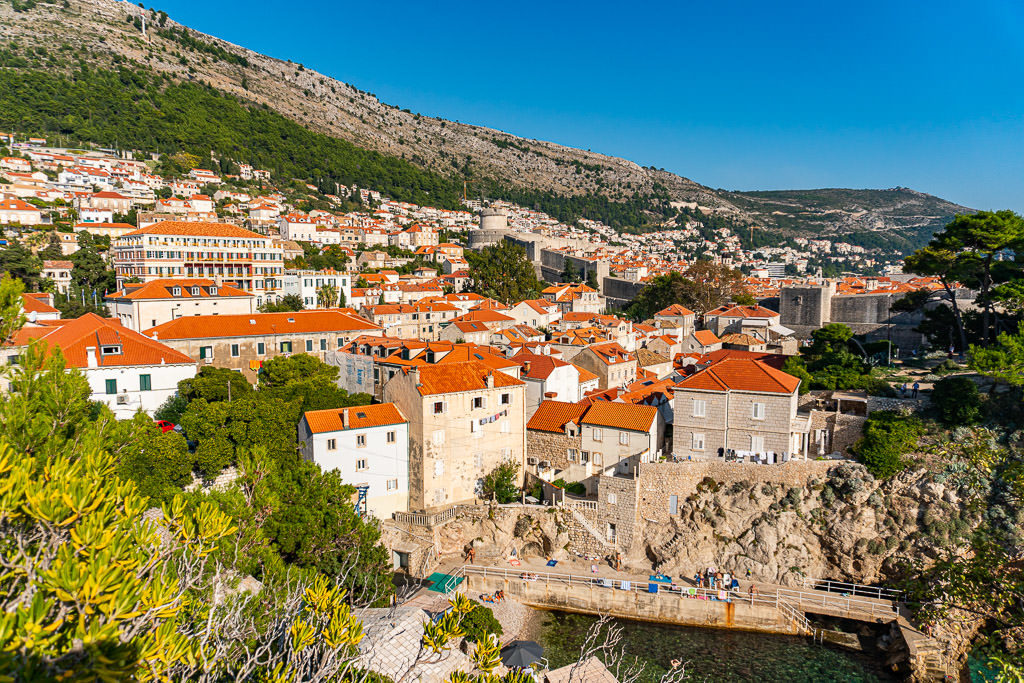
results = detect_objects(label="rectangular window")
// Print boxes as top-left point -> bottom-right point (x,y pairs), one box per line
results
500,419 -> 510,434
280,341 -> 292,353
327,438 -> 337,450
356,434 -> 366,448
581,451 -> 590,464
692,432 -> 705,450
619,432 -> 629,445
356,458 -> 367,471
592,428 -> 603,442
433,401 -> 445,415
608,493 -> 617,505
473,396 -> 485,410
752,402 -> 766,420
387,430 -> 396,443
751,435 -> 765,452
387,478 -> 398,491
199,346 -> 212,360
306,339 -> 313,352
231,344 -> 240,357
257,342 -> 265,355
692,399 -> 706,418
105,379 -> 117,395
669,494 -> 679,515
139,374 -> 151,391
593,452 -> 603,465
432,430 -> 445,446
500,393 -> 511,405
320,339 -> 327,351
567,449 -> 577,462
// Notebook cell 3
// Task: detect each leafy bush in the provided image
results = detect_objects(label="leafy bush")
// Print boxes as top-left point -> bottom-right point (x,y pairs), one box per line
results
551,478 -> 586,496
460,604 -> 503,642
851,411 -> 924,478
932,375 -> 982,425
482,459 -> 520,503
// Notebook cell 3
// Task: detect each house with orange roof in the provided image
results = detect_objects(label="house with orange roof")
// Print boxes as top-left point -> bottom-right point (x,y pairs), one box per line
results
681,329 -> 723,355
106,279 -> 255,331
653,304 -> 696,339
570,341 -> 637,390
672,357 -> 810,461
526,399 -> 660,492
111,221 -> 285,306
507,298 -> 561,329
360,301 -> 459,340
3,313 -> 196,418
541,282 -> 605,314
383,361 -> 526,512
299,403 -> 410,518
144,310 -> 382,381
704,303 -> 796,354
0,197 -> 42,225
20,292 -> 61,322
512,352 -> 584,417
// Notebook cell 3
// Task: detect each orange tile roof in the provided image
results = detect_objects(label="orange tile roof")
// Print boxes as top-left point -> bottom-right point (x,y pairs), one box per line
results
303,403 -> 406,433
108,279 -> 252,300
526,400 -> 588,433
574,364 -> 600,383
587,342 -> 634,365
451,310 -> 515,324
412,360 -> 523,396
676,358 -> 800,394
692,330 -> 720,345
12,313 -> 193,367
22,293 -> 59,314
515,353 -> 571,380
123,220 -> 266,239
708,304 -> 778,319
580,401 -> 657,432
720,333 -> 764,346
144,310 -> 380,339
656,304 -> 695,317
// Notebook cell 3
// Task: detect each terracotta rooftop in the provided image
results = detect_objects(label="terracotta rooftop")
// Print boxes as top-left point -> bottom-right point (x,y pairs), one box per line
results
411,360 -> 523,396
692,330 -> 721,345
581,400 -> 658,432
303,403 -> 406,433
12,313 -> 193,367
144,310 -> 380,339
123,220 -> 266,239
676,357 -> 800,394
108,279 -> 252,300
526,400 -> 588,433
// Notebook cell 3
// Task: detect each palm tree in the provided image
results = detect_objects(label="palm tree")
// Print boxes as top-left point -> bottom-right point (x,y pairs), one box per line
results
316,283 -> 338,309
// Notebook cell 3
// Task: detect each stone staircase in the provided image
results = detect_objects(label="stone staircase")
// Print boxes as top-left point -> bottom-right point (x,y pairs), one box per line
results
566,506 -> 615,554
652,533 -> 685,571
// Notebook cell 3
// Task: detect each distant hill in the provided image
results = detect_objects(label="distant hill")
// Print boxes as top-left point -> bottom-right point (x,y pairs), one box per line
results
0,0 -> 973,248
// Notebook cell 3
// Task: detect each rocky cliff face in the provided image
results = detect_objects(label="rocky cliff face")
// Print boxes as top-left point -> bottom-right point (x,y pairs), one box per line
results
644,463 -> 973,586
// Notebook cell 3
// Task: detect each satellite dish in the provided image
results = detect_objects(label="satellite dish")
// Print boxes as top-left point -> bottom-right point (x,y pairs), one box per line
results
28,311 -> 37,323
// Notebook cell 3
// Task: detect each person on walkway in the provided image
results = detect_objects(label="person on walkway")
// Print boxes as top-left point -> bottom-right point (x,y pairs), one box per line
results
694,571 -> 702,588
899,382 -> 907,398
723,571 -> 732,590
749,584 -> 758,605
467,547 -> 475,564
615,552 -> 622,571
912,381 -> 920,398
745,568 -> 752,580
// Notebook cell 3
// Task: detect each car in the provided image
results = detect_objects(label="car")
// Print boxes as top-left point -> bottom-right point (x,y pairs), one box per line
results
155,420 -> 175,433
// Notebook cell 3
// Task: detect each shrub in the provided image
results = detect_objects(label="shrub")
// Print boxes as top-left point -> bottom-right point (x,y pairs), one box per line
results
551,478 -> 586,496
481,459 -> 520,503
461,604 -> 503,643
851,411 -> 924,478
932,375 -> 982,426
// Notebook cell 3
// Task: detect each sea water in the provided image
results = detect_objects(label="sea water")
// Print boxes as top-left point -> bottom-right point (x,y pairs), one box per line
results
538,610 -> 896,682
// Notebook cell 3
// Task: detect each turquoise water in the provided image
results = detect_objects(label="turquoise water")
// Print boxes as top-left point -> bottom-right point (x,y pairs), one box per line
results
538,611 -> 896,682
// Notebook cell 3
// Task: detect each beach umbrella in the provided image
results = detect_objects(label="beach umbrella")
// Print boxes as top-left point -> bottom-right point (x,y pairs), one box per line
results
500,640 -> 544,668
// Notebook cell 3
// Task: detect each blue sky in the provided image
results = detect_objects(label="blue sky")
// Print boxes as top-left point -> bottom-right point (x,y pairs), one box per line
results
154,0 -> 1024,211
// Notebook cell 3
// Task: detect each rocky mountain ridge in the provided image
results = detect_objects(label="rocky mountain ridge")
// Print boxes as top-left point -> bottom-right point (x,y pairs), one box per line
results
0,0 -> 973,243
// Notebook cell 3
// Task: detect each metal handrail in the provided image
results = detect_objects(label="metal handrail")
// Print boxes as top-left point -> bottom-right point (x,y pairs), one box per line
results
801,577 -> 903,600
777,587 -> 898,619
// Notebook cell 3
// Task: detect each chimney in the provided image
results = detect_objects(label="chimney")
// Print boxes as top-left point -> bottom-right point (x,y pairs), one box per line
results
523,360 -> 531,375
485,371 -> 495,389
342,408 -> 350,429
151,331 -> 158,340
85,346 -> 97,369
544,391 -> 556,399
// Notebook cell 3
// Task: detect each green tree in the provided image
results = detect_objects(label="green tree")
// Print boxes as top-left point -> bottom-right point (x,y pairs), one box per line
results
851,411 -> 923,478
586,268 -> 599,290
931,375 -> 982,425
626,262 -> 748,319
970,321 -> 1024,391
481,458 -> 520,503
0,240 -> 42,291
114,415 -> 196,503
259,293 -> 304,312
466,241 -> 542,305
562,259 -> 579,283
178,365 -> 253,403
